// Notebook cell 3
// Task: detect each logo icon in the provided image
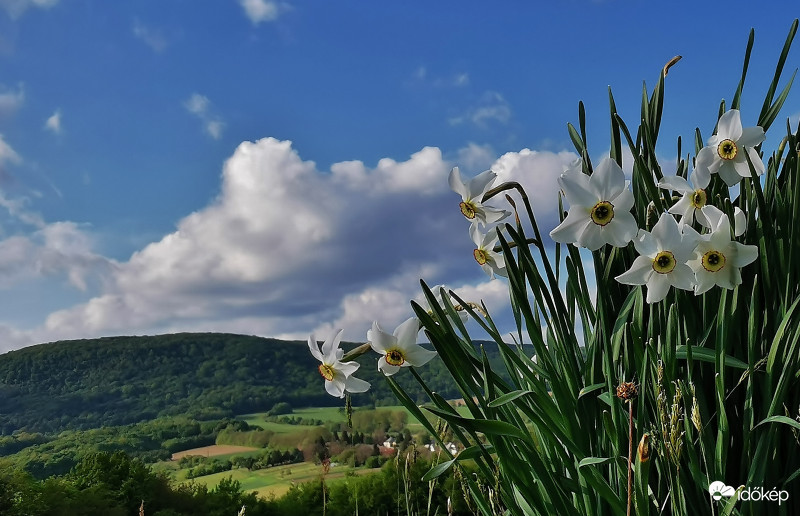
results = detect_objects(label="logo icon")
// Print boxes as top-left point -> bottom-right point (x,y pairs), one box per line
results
709,481 -> 736,501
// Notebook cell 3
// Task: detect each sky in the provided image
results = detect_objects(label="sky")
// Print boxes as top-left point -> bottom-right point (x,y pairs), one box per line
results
0,0 -> 797,352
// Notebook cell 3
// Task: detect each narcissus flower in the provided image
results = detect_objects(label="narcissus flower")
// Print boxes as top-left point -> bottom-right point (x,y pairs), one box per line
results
367,317 -> 437,376
658,168 -> 712,227
449,167 -> 510,228
695,109 -> 765,186
687,211 -> 757,294
308,329 -> 370,398
615,213 -> 699,303
470,225 -> 507,278
550,158 -> 638,250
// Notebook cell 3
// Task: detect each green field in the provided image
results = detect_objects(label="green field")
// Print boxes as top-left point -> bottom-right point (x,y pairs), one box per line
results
157,403 -> 472,499
180,461 -> 381,498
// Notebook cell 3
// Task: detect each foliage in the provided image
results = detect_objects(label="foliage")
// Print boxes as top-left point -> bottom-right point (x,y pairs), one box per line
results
0,332 -> 492,437
383,22 -> 800,516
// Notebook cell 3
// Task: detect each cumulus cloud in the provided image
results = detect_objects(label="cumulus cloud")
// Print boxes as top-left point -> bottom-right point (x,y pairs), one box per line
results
2,139 -> 577,350
0,0 -> 57,18
449,91 -> 511,127
239,0 -> 289,25
0,83 -> 23,118
132,18 -> 168,53
44,109 -> 61,133
184,93 -> 224,140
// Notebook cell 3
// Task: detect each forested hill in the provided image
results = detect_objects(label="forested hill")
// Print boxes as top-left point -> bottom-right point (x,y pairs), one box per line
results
0,333 -> 479,436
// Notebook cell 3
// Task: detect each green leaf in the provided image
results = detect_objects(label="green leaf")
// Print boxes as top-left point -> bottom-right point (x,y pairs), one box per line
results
487,390 -> 532,408
675,345 -> 748,369
754,415 -> 800,432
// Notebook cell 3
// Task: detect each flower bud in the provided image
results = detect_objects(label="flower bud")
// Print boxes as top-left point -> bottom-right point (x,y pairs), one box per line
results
638,434 -> 650,463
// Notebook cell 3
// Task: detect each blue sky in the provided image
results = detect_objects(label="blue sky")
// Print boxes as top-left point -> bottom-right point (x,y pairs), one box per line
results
0,0 -> 797,351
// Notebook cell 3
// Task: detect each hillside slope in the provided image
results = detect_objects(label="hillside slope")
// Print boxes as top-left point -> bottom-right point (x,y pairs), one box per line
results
0,333 -> 474,435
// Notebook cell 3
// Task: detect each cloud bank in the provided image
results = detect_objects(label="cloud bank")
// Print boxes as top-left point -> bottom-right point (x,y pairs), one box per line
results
0,138 -> 577,351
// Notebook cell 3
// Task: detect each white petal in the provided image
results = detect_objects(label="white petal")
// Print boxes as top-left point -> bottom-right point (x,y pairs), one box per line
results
478,205 -> 511,225
367,322 -> 394,353
651,213 -> 682,250
393,317 -> 421,350
558,171 -> 596,207
469,223 -> 484,247
694,270 -> 716,295
604,213 -> 638,247
615,255 -> 654,285
467,169 -> 497,200
658,175 -> 692,193
307,334 -> 323,362
668,194 -> 694,224
633,229 -> 658,258
733,208 -> 747,237
448,167 -> 468,198
589,158 -> 626,201
336,360 -> 361,378
716,109 -> 743,141
717,162 -> 743,187
731,242 -> 758,267
550,208 -> 590,245
378,356 -> 401,376
645,273 -> 672,303
344,375 -> 371,393
404,345 -> 438,367
611,188 -> 634,212
325,378 -> 346,398
668,263 -> 696,291
578,224 -> 609,251
322,328 -> 343,362
738,126 -> 766,148
735,148 -> 765,178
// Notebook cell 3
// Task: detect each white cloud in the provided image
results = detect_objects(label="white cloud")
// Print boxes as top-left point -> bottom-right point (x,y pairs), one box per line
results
44,109 -> 61,133
492,148 -> 579,231
132,18 -> 168,53
0,83 -> 24,118
0,0 -> 57,18
455,142 -> 495,173
239,0 -> 288,25
184,93 -> 224,140
0,139 -> 577,350
0,134 -> 21,165
449,91 -> 511,127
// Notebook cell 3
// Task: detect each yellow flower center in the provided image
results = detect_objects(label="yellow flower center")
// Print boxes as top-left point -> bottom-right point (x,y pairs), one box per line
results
690,189 -> 707,209
652,251 -> 676,274
318,364 -> 335,382
590,201 -> 615,226
473,248 -> 488,265
385,349 -> 405,367
701,250 -> 726,272
459,201 -> 476,219
717,139 -> 738,161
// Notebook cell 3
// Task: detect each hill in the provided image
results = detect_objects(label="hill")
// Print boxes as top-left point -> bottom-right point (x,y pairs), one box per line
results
0,332 -> 490,436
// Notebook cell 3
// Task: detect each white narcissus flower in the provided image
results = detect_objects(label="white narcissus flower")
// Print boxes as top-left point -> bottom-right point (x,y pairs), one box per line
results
367,317 -> 437,376
449,167 -> 510,228
615,213 -> 699,303
658,168 -> 712,227
687,211 -> 758,294
695,109 -> 765,187
549,157 -> 638,250
308,329 -> 370,398
470,225 -> 507,278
